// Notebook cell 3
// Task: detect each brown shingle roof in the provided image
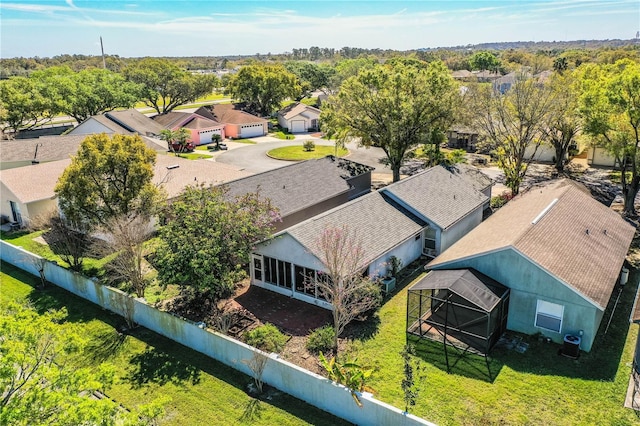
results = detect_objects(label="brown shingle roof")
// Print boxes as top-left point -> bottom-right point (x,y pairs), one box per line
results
429,179 -> 636,309
278,102 -> 321,120
1,155 -> 249,204
207,104 -> 267,125
0,159 -> 71,203
153,111 -> 193,129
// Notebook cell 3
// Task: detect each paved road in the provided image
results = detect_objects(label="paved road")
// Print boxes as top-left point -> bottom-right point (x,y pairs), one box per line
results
214,134 -> 391,175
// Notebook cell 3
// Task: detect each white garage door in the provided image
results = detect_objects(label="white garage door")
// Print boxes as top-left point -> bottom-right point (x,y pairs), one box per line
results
290,121 -> 306,133
240,124 -> 264,138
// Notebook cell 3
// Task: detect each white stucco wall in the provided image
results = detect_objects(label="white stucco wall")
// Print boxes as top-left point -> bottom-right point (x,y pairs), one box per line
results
524,144 -> 557,162
369,233 -> 423,278
587,146 -> 617,167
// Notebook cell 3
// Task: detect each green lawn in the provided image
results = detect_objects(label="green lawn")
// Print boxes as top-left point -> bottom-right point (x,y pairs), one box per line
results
173,152 -> 214,160
267,145 -> 348,161
0,262 -> 350,426
272,131 -> 295,140
0,230 -> 112,278
346,270 -> 639,425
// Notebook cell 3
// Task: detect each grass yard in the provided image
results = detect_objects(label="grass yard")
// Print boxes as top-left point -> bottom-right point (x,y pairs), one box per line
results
272,131 -> 296,140
172,152 -> 214,160
0,262 -> 350,426
0,230 -> 113,278
345,271 -> 640,425
267,145 -> 348,161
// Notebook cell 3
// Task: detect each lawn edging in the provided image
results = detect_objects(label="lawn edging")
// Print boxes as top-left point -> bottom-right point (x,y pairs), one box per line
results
1,240 -> 434,426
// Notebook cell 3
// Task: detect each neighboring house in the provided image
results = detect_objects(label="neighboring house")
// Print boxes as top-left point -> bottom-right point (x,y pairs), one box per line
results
523,144 -> 562,163
224,156 -> 373,232
204,104 -> 267,139
447,127 -> 479,152
0,155 -> 249,226
587,146 -> 619,168
70,109 -> 166,137
427,179 -> 635,352
250,165 -> 487,309
153,111 -> 225,145
0,134 -> 166,171
451,69 -> 474,81
450,163 -> 493,210
380,165 -> 488,257
493,72 -> 518,94
277,102 -> 321,133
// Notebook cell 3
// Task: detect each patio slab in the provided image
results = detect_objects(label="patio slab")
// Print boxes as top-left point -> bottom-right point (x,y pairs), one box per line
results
230,285 -> 332,337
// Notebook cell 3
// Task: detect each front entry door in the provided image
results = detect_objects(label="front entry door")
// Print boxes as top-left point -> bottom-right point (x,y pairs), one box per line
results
9,201 -> 21,224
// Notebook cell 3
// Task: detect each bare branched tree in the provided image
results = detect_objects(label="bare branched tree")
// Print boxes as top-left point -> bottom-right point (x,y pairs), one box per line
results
243,351 -> 269,395
310,225 -> 382,352
99,215 -> 155,298
44,212 -> 90,272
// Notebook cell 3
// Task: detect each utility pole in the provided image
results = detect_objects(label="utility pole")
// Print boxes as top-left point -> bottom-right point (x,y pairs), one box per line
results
100,36 -> 106,69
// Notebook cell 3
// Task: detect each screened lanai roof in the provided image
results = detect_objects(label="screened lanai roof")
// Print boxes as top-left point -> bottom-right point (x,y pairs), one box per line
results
411,269 -> 508,312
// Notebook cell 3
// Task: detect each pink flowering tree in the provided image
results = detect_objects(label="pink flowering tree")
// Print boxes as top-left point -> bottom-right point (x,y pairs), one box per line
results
311,225 -> 382,351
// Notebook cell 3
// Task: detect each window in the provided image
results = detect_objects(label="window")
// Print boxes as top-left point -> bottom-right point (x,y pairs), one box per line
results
253,257 -> 262,281
535,300 -> 564,333
424,227 -> 436,251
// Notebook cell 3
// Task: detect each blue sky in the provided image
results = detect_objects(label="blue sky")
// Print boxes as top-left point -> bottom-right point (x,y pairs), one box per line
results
1,1 -> 639,58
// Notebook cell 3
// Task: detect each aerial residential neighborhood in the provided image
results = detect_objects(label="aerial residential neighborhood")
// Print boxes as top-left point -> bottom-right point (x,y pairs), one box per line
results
2,1 -> 640,425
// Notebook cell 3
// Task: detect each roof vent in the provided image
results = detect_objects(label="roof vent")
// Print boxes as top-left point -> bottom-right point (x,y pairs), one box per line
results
531,198 -> 558,225
166,165 -> 179,170
586,229 -> 589,235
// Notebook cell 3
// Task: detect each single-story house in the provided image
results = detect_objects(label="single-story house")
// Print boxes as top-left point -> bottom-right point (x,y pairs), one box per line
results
427,179 -> 635,352
250,165 -> 488,309
0,154 -> 249,227
153,111 -> 225,145
70,109 -> 166,138
447,127 -> 479,152
0,134 -> 166,171
203,104 -> 267,139
523,143 -> 563,163
380,165 -> 488,257
449,163 -> 493,210
587,146 -> 619,168
224,156 -> 373,232
277,102 -> 321,133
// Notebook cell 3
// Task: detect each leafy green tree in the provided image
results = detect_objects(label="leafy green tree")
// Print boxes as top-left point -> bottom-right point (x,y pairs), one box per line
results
155,185 -> 278,301
34,66 -> 140,123
553,56 -> 569,74
0,76 -> 56,137
284,61 -> 335,98
542,71 -> 582,172
579,59 -> 640,215
124,58 -> 217,115
467,71 -> 555,195
469,51 -> 501,72
225,64 -> 301,116
322,60 -> 459,182
0,303 -> 165,425
55,134 -> 160,228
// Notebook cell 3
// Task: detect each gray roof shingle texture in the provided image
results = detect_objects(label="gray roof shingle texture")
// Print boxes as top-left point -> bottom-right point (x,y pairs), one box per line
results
278,102 -> 321,120
429,179 -> 636,309
382,165 -> 488,229
287,191 -> 424,268
223,157 -> 352,217
105,110 -> 166,136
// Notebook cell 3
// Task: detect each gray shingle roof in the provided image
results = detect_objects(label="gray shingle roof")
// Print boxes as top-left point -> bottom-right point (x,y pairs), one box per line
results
105,109 -> 166,136
450,163 -> 493,193
382,165 -> 488,230
286,191 -> 424,268
429,179 -> 636,309
223,156 -> 352,217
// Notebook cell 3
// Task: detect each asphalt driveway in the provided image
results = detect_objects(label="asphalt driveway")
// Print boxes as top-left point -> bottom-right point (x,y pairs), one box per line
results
213,133 -> 391,175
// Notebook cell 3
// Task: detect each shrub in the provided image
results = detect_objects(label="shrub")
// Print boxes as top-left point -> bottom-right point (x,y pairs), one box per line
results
303,140 -> 315,152
306,326 -> 335,354
244,323 -> 287,353
490,192 -> 513,209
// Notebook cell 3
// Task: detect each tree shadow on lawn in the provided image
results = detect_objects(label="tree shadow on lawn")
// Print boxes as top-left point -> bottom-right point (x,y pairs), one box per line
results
409,275 -> 638,384
127,344 -> 202,388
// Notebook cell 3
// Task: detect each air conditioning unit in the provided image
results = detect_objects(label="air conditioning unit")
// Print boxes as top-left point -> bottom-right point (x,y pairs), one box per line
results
380,276 -> 396,294
424,248 -> 437,258
561,334 -> 581,359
